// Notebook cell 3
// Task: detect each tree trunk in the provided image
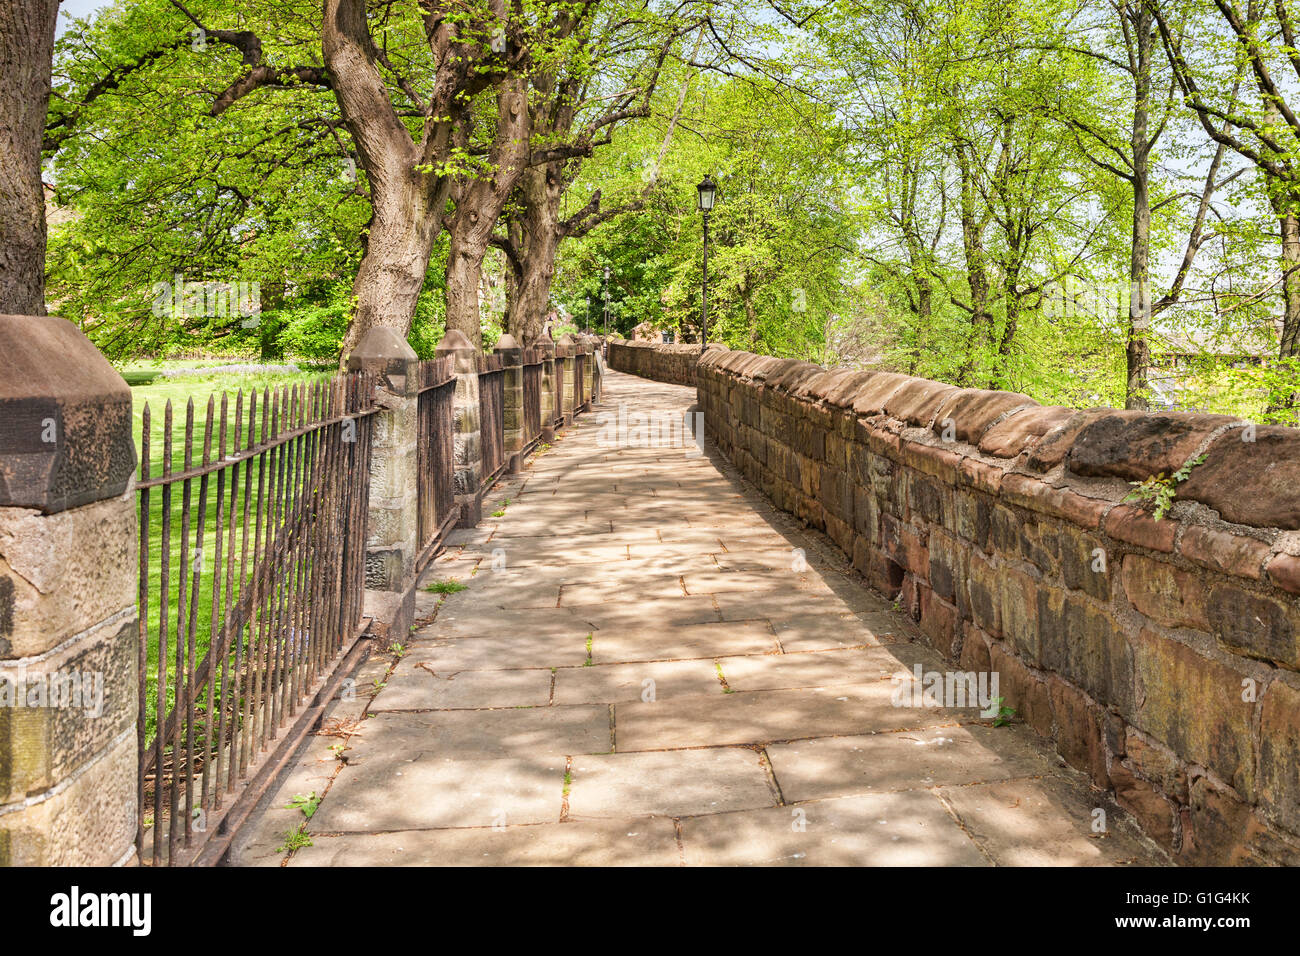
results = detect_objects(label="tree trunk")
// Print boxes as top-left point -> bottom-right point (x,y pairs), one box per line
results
0,0 -> 59,314
1279,207 -> 1300,359
325,0 -> 457,363
1270,202 -> 1300,419
505,164 -> 564,342
444,76 -> 531,348
337,171 -> 443,360
444,229 -> 489,346
995,260 -> 1025,389
953,140 -> 992,383
1125,6 -> 1154,410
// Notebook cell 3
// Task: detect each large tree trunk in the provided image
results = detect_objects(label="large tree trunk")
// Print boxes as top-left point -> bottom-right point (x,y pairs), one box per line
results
326,0 -> 452,363
505,164 -> 564,342
338,178 -> 442,359
444,230 -> 490,345
1125,5 -> 1154,410
444,76 -> 530,348
0,0 -> 59,314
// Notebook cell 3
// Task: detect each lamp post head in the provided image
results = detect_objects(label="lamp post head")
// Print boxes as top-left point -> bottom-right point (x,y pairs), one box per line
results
696,173 -> 717,212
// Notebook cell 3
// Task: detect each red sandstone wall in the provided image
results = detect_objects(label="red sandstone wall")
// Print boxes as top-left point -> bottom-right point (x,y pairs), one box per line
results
607,341 -> 709,386
613,338 -> 1300,865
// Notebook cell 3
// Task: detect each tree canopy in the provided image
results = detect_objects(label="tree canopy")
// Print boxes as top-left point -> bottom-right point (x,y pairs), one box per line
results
14,0 -> 1297,420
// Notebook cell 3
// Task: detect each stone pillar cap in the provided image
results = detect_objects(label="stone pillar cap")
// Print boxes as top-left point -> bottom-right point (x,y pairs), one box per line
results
0,314 -> 136,513
494,333 -> 520,351
436,329 -> 478,353
347,326 -> 418,394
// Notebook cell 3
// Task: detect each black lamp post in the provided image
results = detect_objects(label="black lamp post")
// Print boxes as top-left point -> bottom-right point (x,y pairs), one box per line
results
603,266 -> 610,347
696,173 -> 717,349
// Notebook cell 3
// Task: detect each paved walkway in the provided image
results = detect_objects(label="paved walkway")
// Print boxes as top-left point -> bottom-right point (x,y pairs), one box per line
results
233,370 -> 1167,866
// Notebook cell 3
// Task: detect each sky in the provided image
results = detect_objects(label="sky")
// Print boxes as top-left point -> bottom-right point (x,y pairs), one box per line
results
56,0 -> 111,38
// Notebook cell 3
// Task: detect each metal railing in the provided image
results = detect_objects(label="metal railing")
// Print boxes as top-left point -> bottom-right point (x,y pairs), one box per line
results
479,355 -> 506,480
573,352 -> 588,411
416,357 -> 457,567
136,372 -> 378,866
523,348 -> 543,446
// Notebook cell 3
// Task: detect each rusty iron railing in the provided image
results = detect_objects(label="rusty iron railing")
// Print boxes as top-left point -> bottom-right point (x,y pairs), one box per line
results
523,347 -> 543,447
136,372 -> 379,866
416,356 -> 457,567
479,354 -> 506,480
573,352 -> 587,411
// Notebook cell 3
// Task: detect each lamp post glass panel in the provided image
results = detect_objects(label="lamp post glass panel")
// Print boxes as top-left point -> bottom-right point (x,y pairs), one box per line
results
696,174 -> 717,349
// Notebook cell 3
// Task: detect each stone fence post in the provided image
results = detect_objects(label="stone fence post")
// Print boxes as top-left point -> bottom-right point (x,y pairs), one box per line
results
495,334 -> 525,473
0,315 -> 139,866
346,327 -> 420,642
580,336 -> 596,408
531,332 -> 557,442
556,334 -> 576,426
437,329 -> 484,526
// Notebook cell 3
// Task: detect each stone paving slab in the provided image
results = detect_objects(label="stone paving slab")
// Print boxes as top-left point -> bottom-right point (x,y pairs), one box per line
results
290,817 -> 682,866
716,645 -> 944,693
624,544 -> 728,564
567,596 -> 724,631
768,610 -> 906,651
657,528 -> 791,548
310,754 -> 565,833
613,683 -> 963,751
406,634 -> 588,670
682,568 -> 832,595
710,589 -> 883,624
592,620 -> 779,664
560,576 -> 686,606
446,543 -> 631,568
552,659 -> 721,705
371,662 -> 553,711
486,523 -> 617,540
436,578 -> 564,610
568,748 -> 777,819
767,724 -> 1062,802
421,606 -> 585,640
712,549 -> 833,571
679,792 -> 991,866
345,706 -> 611,762
939,775 -> 1163,866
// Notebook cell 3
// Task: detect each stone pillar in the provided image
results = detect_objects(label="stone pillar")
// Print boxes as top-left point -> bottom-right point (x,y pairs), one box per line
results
495,334 -> 525,473
556,334 -> 576,426
531,332 -> 557,442
0,314 -> 139,866
347,327 -> 420,643
437,329 -> 484,526
581,335 -> 598,406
